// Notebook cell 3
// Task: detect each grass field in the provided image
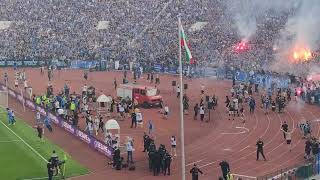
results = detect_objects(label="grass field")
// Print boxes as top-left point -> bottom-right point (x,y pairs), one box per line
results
0,108 -> 89,180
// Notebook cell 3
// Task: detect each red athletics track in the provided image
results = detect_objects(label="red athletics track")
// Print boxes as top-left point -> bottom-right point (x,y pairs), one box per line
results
2,67 -> 320,180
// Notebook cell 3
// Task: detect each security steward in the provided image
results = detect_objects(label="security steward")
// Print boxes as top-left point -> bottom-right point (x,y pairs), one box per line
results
153,150 -> 161,176
219,160 -> 230,180
148,147 -> 155,172
158,144 -> 166,173
256,138 -> 267,161
112,146 -> 120,168
142,132 -> 150,152
163,151 -> 172,176
282,121 -> 289,139
190,164 -> 203,180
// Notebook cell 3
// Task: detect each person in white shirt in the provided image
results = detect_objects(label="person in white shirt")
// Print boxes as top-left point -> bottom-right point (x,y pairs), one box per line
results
24,80 -> 28,91
281,129 -> 293,152
164,105 -> 169,119
171,136 -> 177,157
199,105 -> 205,122
176,86 -> 181,98
119,104 -> 124,119
11,110 -> 16,125
82,84 -> 88,97
83,103 -> 89,113
126,137 -> 134,164
87,120 -> 93,136
57,108 -> 64,117
14,78 -> 18,88
54,100 -> 60,112
36,112 -> 41,125
94,116 -> 99,136
104,130 -> 112,146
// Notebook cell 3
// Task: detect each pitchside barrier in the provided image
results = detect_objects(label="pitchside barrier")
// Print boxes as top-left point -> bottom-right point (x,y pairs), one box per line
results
256,158 -> 319,180
0,83 -> 113,159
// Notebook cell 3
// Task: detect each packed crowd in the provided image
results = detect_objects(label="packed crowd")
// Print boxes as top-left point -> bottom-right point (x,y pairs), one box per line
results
1,0 -> 315,74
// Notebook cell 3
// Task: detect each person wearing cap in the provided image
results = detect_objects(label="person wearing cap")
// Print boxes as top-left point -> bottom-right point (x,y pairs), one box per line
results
190,164 -> 203,180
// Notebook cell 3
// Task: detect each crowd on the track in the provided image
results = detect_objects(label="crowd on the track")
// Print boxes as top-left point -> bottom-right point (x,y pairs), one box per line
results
4,61 -> 320,179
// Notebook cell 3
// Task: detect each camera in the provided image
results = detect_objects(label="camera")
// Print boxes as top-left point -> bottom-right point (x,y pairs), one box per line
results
57,160 -> 66,166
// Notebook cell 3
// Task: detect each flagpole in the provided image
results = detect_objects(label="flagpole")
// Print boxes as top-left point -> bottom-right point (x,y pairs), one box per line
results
178,15 -> 186,180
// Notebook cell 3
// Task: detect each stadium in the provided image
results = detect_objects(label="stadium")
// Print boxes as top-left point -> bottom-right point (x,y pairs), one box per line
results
1,0 -> 320,180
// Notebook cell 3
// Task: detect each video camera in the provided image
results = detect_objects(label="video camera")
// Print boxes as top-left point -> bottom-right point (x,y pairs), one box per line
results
57,160 -> 66,166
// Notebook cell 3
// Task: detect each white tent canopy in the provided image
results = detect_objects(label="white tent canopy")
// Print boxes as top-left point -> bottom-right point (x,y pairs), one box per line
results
97,94 -> 112,103
105,119 -> 120,130
104,119 -> 121,148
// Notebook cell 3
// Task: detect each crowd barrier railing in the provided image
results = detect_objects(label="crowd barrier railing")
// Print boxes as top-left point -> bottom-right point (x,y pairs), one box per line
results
0,83 -> 113,159
256,159 -> 318,180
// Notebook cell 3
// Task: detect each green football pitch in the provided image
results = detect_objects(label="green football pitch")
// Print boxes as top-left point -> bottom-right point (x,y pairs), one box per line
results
0,108 -> 89,180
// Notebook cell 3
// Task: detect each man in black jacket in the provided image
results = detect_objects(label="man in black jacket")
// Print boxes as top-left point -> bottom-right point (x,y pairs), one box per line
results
142,133 -> 150,152
130,112 -> 137,128
112,146 -> 121,168
281,121 -> 288,139
153,150 -> 161,176
256,138 -> 267,161
47,160 -> 55,180
190,164 -> 203,180
163,152 -> 172,176
219,160 -> 230,180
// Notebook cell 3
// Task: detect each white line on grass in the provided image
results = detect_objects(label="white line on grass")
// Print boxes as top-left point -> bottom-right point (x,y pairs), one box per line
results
21,177 -> 50,180
0,120 -> 48,163
0,139 -> 21,143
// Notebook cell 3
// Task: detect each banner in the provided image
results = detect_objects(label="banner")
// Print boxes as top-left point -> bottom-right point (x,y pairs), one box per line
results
153,64 -> 162,72
0,60 -> 6,66
2,83 -> 113,158
23,60 -> 38,67
6,60 -> 23,66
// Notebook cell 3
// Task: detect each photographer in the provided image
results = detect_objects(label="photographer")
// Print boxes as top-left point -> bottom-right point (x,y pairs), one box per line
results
47,160 -> 55,180
50,150 -> 59,175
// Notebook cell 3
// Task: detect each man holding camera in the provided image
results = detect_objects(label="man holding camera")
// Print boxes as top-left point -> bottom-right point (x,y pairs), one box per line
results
47,160 -> 55,180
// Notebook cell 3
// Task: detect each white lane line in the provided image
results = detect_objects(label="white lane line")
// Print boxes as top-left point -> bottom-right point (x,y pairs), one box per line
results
221,131 -> 247,135
239,145 -> 250,152
232,173 -> 257,179
186,159 -> 204,166
0,139 -> 21,143
0,120 -> 48,163
236,126 -> 250,132
221,126 -> 250,135
222,148 -> 232,151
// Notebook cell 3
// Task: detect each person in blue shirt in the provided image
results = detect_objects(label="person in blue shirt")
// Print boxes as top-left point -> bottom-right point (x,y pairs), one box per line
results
148,120 -> 154,135
249,97 -> 256,114
13,61 -> 17,70
44,115 -> 53,132
6,108 -> 12,124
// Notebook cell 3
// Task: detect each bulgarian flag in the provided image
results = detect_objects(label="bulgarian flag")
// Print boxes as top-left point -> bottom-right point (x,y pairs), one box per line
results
180,24 -> 195,64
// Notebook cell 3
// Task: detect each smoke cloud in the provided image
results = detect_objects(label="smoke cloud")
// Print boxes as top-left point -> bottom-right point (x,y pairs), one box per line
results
224,0 -> 294,41
272,0 -> 320,75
